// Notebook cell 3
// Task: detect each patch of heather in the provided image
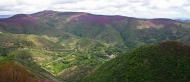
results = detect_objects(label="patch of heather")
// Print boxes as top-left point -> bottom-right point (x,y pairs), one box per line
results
73,14 -> 126,25
0,18 -> 36,26
0,23 -> 6,29
71,13 -> 86,19
32,10 -> 57,17
0,18 -> 37,26
150,19 -> 176,27
11,14 -> 28,19
56,12 -> 83,16
144,20 -> 155,26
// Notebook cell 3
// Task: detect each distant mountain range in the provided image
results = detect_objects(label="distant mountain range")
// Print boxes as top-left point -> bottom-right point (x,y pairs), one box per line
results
0,10 -> 190,82
0,15 -> 12,18
174,19 -> 190,23
1,10 -> 190,48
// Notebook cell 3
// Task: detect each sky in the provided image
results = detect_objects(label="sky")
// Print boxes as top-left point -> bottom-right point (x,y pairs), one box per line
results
0,0 -> 190,19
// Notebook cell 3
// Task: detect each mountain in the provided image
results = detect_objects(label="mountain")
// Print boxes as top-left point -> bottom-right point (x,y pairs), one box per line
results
177,19 -> 190,23
174,18 -> 190,23
1,10 -> 190,81
1,10 -> 190,49
83,41 -> 190,82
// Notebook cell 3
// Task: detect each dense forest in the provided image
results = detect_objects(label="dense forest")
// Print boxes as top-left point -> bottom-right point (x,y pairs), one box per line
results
83,41 -> 190,82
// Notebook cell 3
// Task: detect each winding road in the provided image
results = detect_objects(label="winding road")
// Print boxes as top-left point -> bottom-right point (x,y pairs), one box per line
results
46,49 -> 77,65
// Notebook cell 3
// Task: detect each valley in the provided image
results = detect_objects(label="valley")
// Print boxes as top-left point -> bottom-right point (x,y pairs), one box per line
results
0,10 -> 190,82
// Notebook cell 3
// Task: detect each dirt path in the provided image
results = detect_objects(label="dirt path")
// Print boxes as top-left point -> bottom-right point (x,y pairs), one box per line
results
46,49 -> 77,65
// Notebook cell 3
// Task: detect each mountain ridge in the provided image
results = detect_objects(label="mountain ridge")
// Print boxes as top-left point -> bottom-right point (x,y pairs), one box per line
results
1,10 -> 190,48
1,10 -> 190,81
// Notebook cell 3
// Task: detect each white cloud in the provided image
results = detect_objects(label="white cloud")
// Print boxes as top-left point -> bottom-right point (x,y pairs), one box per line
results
151,11 -> 180,15
135,6 -> 148,12
120,6 -> 134,14
149,0 -> 189,9
184,6 -> 190,13
0,0 -> 17,7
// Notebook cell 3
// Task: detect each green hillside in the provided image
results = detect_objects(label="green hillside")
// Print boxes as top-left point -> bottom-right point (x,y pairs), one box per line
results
0,55 -> 59,82
0,34 -> 62,81
1,11 -> 190,81
0,33 -> 113,82
83,41 -> 190,82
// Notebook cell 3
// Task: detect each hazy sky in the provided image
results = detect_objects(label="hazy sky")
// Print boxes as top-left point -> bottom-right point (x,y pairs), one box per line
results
0,0 -> 190,18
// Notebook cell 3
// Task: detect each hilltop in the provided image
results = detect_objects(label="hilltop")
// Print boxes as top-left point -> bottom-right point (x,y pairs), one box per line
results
83,41 -> 190,82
